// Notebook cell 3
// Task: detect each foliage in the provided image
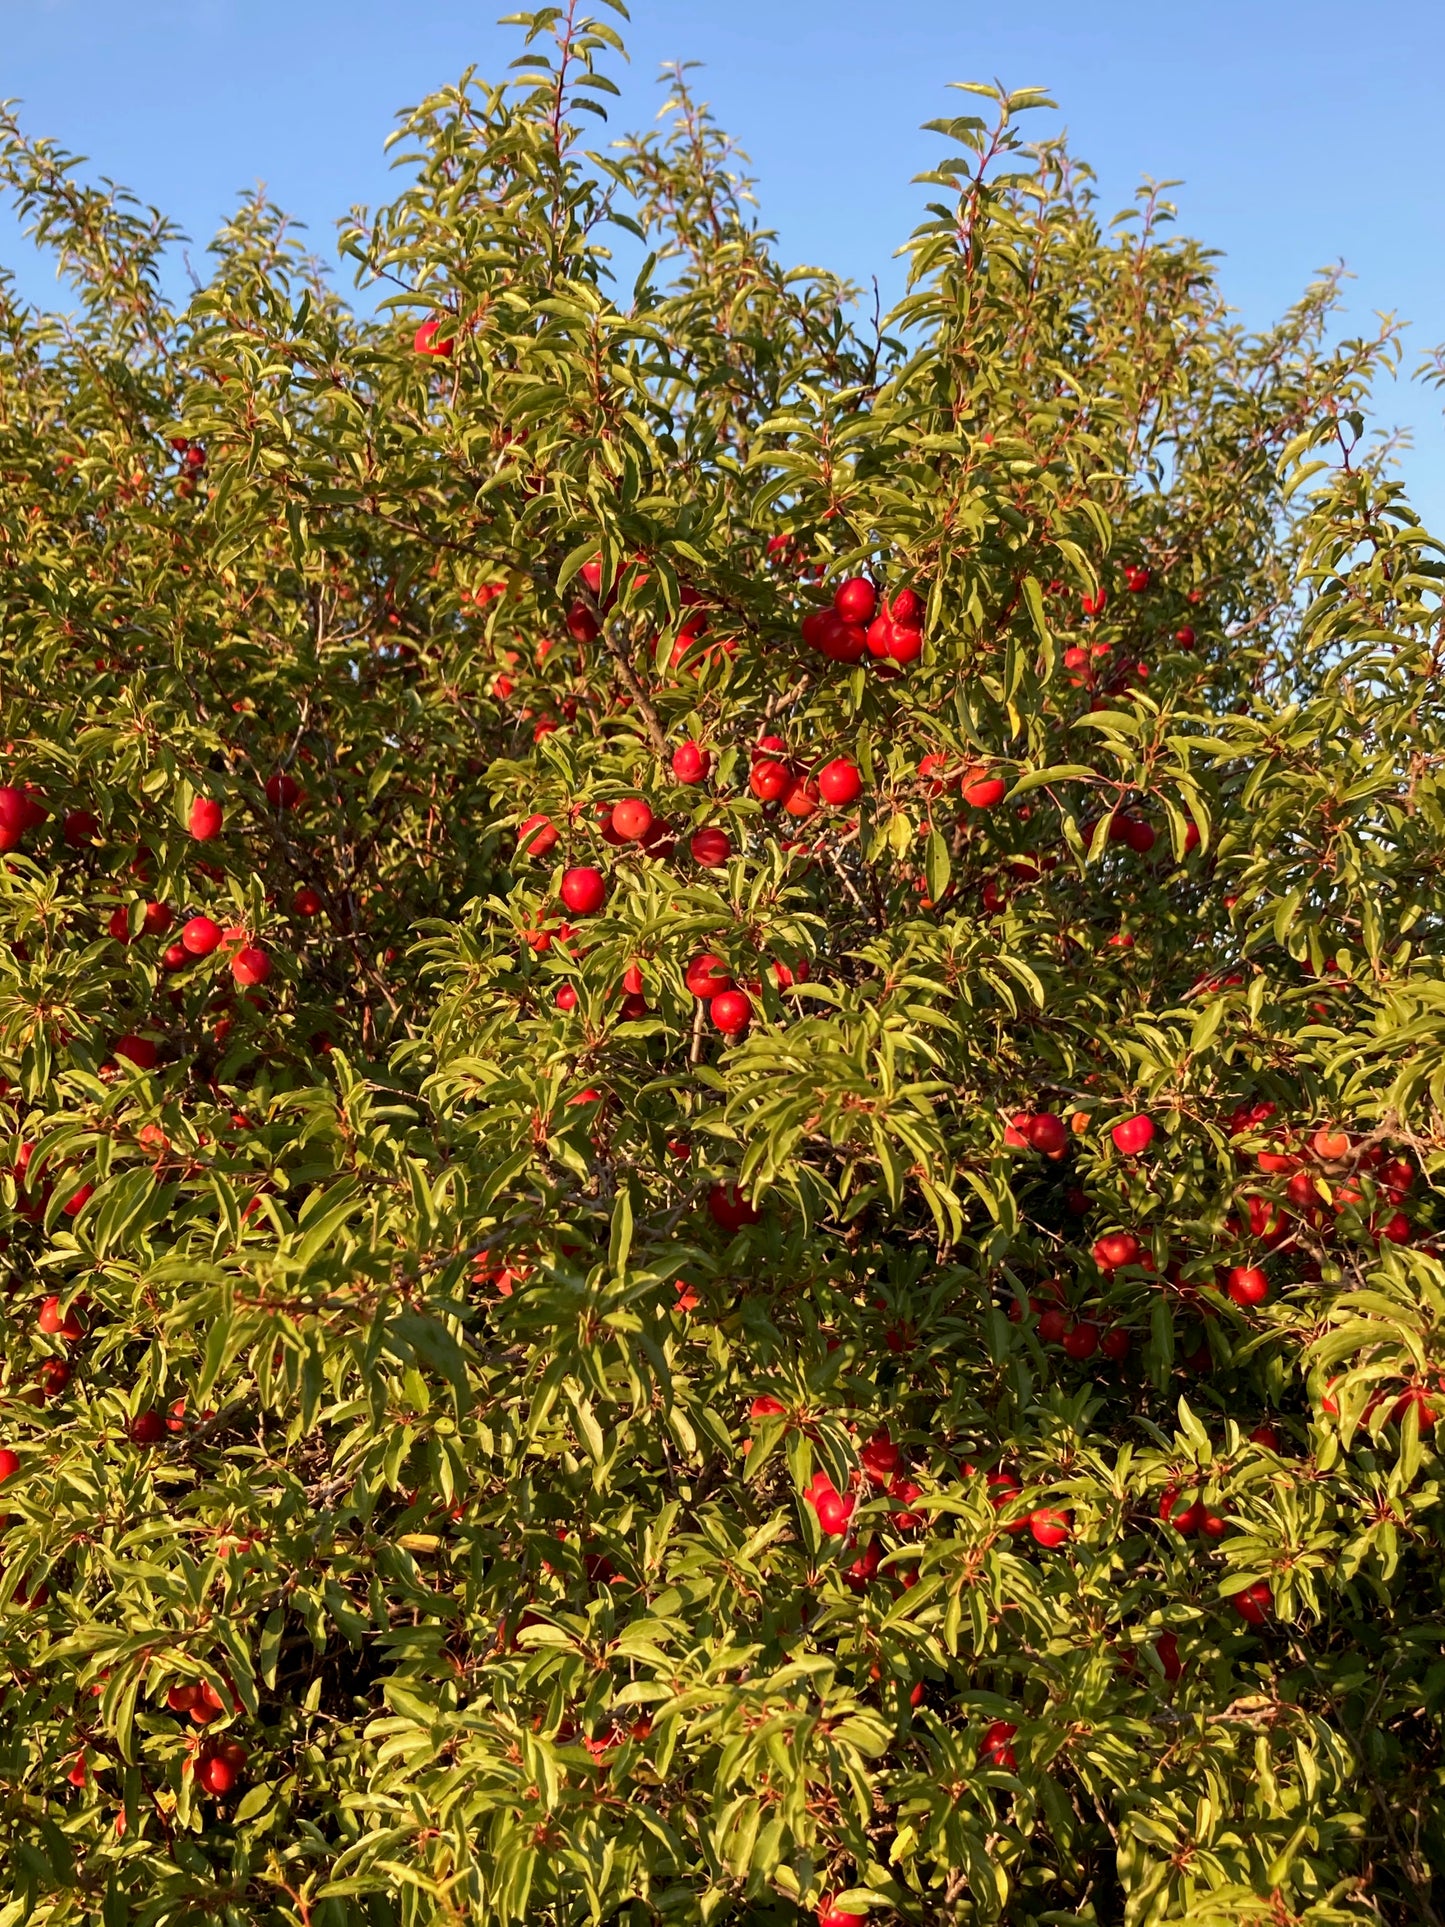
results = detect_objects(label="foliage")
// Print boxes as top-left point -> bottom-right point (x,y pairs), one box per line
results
2,7 -> 1445,1923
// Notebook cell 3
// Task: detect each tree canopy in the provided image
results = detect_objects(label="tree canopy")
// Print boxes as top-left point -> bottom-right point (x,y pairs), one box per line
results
2,7 -> 1445,1924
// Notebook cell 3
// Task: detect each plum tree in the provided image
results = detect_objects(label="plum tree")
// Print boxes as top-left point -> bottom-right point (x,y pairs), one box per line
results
0,7 -> 1443,1925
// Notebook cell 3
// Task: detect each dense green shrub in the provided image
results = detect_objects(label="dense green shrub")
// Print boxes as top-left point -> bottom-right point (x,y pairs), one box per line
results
2,8 -> 1444,1923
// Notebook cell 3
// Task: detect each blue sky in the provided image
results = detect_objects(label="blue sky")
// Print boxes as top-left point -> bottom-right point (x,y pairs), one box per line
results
3,0 -> 1442,524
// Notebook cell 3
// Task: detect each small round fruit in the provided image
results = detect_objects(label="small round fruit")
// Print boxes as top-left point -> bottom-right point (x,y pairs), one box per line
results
707,1183 -> 760,1233
114,1034 -> 158,1071
293,887 -> 322,917
517,814 -> 559,859
265,771 -> 300,811
817,1899 -> 865,1927
832,576 -> 877,626
710,990 -> 752,1035
960,767 -> 1007,809
0,1447 -> 19,1482
128,1410 -> 166,1445
554,983 -> 578,1012
1227,1266 -> 1269,1308
750,758 -> 793,803
686,952 -> 735,999
1025,1111 -> 1068,1155
1174,625 -> 1196,648
980,1719 -> 1018,1769
188,797 -> 223,841
672,741 -> 710,784
1111,1114 -> 1155,1156
1029,1507 -> 1070,1547
610,798 -> 653,842
1063,1320 -> 1099,1361
817,758 -> 863,807
38,1296 -> 86,1342
413,318 -> 453,357
1231,1579 -> 1273,1625
182,915 -> 222,957
1092,1231 -> 1142,1271
560,867 -> 606,915
231,945 -> 272,988
689,828 -> 731,868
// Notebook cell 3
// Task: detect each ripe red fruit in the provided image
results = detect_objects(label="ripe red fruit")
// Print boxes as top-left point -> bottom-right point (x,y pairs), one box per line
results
671,740 -> 710,784
1227,1266 -> 1269,1308
1100,1325 -> 1131,1362
980,1720 -> 1018,1769
560,866 -> 606,915
1030,1507 -> 1071,1547
750,758 -> 793,803
884,622 -> 923,665
1231,1579 -> 1273,1626
860,1428 -> 901,1486
825,618 -> 869,663
1156,1631 -> 1183,1681
1249,1422 -> 1281,1450
1026,1111 -> 1069,1155
1174,625 -> 1196,648
817,1899 -> 865,1927
610,798 -> 653,842
710,990 -> 752,1035
801,608 -> 839,653
806,1470 -> 855,1536
187,796 -> 223,840
128,1410 -> 166,1445
1380,1157 -> 1415,1201
1379,1210 -> 1412,1245
413,318 -> 453,357
749,1395 -> 787,1421
1109,812 -> 1156,854
1063,1320 -> 1100,1361
517,813 -> 559,858
781,777 -> 818,819
1160,1488 -> 1204,1535
197,1753 -> 237,1795
62,1184 -> 94,1219
265,771 -> 301,811
113,1034 -> 158,1071
36,1356 -> 72,1397
232,945 -> 272,988
1081,589 -> 1107,617
182,915 -> 222,956
0,1448 -> 18,1482
707,1183 -> 760,1233
64,808 -> 99,845
689,827 -> 731,868
960,766 -> 1007,809
817,757 -> 863,807
143,901 -> 172,937
685,952 -> 734,999
293,887 -> 322,917
38,1295 -> 85,1341
1311,1127 -> 1351,1161
1111,1114 -> 1155,1156
1093,1231 -> 1142,1271
1037,1306 -> 1070,1344
832,576 -> 877,625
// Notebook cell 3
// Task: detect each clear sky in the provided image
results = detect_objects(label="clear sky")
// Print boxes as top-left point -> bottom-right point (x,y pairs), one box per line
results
3,0 -> 1442,525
